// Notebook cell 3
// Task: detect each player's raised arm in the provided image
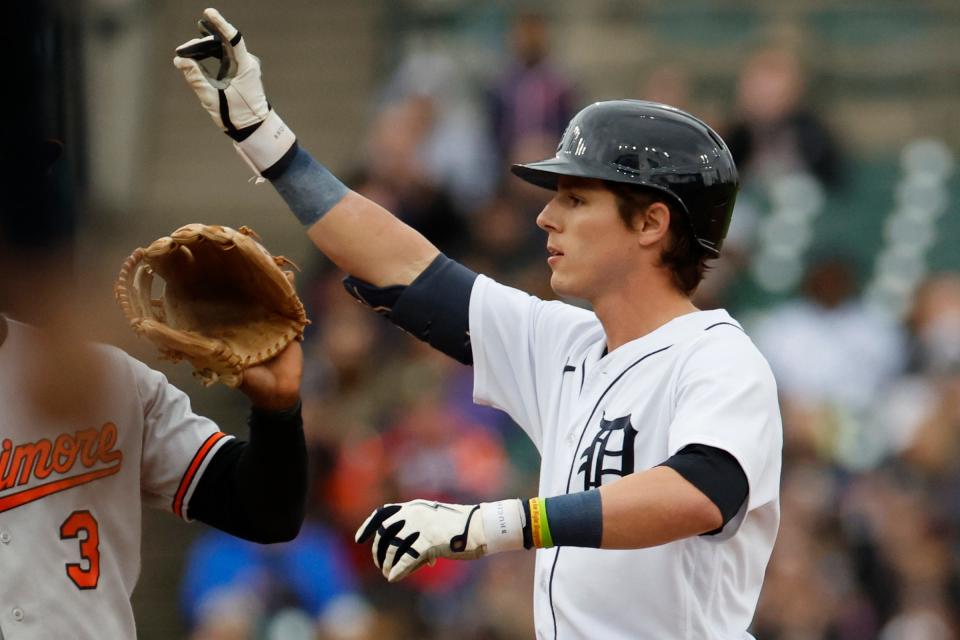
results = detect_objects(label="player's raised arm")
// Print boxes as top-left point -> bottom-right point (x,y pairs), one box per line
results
173,8 -> 437,287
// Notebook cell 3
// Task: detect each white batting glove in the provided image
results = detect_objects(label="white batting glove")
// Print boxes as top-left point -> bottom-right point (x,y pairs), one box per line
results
355,499 -> 526,582
173,7 -> 295,176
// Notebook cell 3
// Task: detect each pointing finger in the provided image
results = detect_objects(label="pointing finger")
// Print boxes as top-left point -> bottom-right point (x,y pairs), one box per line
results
202,7 -> 251,62
202,8 -> 238,41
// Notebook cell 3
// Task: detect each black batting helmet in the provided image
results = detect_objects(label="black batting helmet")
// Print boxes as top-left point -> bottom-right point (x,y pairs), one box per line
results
511,100 -> 739,256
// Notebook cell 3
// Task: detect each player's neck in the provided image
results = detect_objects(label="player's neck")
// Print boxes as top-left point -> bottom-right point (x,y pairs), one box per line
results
592,278 -> 698,353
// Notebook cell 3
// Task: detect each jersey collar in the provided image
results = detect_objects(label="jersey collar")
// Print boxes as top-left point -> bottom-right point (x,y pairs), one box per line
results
598,309 -> 735,364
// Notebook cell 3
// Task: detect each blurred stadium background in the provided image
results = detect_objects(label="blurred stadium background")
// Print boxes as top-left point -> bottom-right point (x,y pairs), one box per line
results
3,1 -> 960,638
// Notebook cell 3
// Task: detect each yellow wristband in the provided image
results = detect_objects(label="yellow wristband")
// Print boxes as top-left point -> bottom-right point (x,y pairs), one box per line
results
528,497 -> 554,549
528,497 -> 542,547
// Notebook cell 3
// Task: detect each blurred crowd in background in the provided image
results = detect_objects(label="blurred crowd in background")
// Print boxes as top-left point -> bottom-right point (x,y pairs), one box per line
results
4,2 -> 960,639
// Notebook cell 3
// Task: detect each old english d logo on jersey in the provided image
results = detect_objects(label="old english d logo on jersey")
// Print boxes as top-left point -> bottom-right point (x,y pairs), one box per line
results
0,423 -> 124,514
578,414 -> 636,490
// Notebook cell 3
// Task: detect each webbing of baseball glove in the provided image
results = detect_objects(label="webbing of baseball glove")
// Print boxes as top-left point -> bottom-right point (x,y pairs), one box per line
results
114,223 -> 308,387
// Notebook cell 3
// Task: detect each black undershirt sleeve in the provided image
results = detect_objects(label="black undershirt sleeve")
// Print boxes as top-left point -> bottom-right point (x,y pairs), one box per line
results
658,444 -> 748,535
187,403 -> 308,543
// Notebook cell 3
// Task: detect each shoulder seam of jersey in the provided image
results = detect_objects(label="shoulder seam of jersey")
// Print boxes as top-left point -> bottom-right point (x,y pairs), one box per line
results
704,321 -> 743,332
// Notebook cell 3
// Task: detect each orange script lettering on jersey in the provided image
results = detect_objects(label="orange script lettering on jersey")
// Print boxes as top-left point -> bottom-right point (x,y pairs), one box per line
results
0,423 -> 123,513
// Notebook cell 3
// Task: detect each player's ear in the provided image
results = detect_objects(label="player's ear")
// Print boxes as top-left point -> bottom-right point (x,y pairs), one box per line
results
635,202 -> 671,248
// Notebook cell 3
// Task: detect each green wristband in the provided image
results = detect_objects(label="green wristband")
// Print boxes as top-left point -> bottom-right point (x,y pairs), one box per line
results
536,496 -> 554,548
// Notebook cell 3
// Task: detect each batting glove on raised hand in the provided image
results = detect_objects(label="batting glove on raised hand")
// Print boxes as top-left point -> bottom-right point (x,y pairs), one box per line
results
355,499 -> 526,583
173,8 -> 295,176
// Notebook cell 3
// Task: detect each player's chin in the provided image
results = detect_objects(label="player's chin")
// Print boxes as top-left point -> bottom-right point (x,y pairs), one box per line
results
549,273 -> 580,299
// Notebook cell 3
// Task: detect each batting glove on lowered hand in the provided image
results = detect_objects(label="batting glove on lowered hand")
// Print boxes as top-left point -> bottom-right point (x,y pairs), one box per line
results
173,8 -> 295,177
355,499 -> 526,582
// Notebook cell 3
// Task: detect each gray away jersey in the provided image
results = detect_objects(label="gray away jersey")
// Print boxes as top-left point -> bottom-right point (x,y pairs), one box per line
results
0,318 -> 231,639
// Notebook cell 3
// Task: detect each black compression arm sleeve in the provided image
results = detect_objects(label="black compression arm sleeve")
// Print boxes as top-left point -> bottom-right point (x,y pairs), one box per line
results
343,254 -> 478,365
188,403 -> 308,543
658,444 -> 748,535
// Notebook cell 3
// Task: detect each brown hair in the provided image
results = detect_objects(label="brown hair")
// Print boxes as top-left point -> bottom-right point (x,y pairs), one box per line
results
605,182 -> 711,294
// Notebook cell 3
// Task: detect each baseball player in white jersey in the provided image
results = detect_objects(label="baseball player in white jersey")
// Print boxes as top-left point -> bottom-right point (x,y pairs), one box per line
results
176,9 -> 782,638
0,310 -> 307,638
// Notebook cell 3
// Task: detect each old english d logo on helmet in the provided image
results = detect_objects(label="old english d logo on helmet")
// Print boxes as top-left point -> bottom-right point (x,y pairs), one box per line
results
511,100 -> 739,256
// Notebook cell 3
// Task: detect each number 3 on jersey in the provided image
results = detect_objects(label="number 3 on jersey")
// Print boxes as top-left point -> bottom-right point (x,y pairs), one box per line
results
60,510 -> 100,589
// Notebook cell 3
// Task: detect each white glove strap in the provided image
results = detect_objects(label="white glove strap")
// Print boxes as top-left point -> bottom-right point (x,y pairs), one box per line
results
479,499 -> 525,554
232,110 -> 296,175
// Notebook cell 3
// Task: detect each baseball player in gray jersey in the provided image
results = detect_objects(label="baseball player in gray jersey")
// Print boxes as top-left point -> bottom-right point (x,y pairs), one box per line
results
177,9 -> 782,638
0,254 -> 308,637
0,311 -> 307,639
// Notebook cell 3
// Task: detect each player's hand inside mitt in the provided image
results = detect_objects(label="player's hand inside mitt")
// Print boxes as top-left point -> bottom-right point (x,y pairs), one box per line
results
239,339 -> 303,412
114,223 -> 308,390
355,499 -> 526,582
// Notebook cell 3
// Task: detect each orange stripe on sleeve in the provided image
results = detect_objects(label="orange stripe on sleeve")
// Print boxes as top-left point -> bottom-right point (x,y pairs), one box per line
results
172,432 -> 229,519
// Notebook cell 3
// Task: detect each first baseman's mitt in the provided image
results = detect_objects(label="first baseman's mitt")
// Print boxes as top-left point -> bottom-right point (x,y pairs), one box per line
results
114,223 -> 308,387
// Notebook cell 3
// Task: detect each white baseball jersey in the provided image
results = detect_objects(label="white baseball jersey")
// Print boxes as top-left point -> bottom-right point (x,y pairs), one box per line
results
0,317 -> 232,639
469,276 -> 782,640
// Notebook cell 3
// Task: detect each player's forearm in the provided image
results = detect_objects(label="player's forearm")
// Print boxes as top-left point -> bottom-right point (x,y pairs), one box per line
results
520,467 -> 719,552
356,479 -> 721,582
307,192 -> 439,286
188,403 -> 307,543
263,145 -> 433,284
358,445 -> 746,581
524,446 -> 744,551
598,466 -> 723,549
264,144 -> 437,286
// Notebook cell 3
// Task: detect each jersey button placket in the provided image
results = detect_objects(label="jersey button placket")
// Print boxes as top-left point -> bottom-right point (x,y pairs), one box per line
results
11,607 -> 24,622
0,530 -> 10,544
